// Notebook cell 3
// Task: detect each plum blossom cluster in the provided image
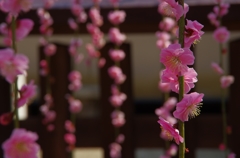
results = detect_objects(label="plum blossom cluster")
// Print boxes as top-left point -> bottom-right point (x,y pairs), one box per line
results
155,97 -> 178,158
37,0 -> 58,132
0,15 -> 34,46
68,0 -> 87,64
208,1 -> 235,157
86,0 -> 106,68
158,0 -> 204,147
107,0 -> 127,157
64,95 -> 83,151
208,0 -> 234,89
0,0 -> 40,157
40,94 -> 56,131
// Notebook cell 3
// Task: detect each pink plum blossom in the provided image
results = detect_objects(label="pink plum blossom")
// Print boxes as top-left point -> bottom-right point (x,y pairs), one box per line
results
163,97 -> 177,111
166,144 -> 178,156
69,99 -> 82,113
228,153 -> 236,158
208,12 -> 220,27
111,110 -> 125,127
116,134 -> 125,144
108,66 -> 126,84
161,67 -> 198,94
213,27 -> 230,43
211,62 -> 224,75
220,75 -> 234,88
64,133 -> 76,145
15,19 -> 34,40
42,110 -> 56,124
2,0 -> 32,16
173,92 -> 204,122
17,80 -> 36,107
109,92 -> 127,107
108,28 -> 126,45
158,117 -> 184,144
159,17 -> 176,31
86,43 -> 100,58
0,48 -> 28,83
44,43 -> 57,56
183,20 -> 204,47
160,43 -> 195,74
65,120 -> 75,133
109,142 -> 121,158
98,58 -> 106,68
2,128 -> 40,158
68,18 -> 78,30
108,10 -> 126,25
89,7 -> 103,26
0,112 -> 13,125
158,81 -> 171,93
109,49 -> 125,62
213,3 -> 230,17
158,0 -> 188,21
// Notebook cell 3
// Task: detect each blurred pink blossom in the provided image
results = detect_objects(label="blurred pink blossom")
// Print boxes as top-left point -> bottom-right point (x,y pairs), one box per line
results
0,48 -> 29,83
108,10 -> 126,25
159,17 -> 176,31
2,128 -> 40,158
109,92 -> 127,107
213,27 -> 230,43
220,75 -> 234,88
0,112 -> 13,125
111,110 -> 125,127
109,49 -> 125,62
17,80 -> 36,107
68,18 -> 78,31
64,133 -> 76,145
65,120 -> 75,133
44,43 -> 57,56
108,28 -> 126,45
211,62 -> 224,75
89,7 -> 103,27
2,0 -> 32,16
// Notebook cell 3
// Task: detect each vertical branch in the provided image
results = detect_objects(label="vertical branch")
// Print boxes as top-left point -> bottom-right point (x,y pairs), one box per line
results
178,0 -> 185,158
11,16 -> 20,128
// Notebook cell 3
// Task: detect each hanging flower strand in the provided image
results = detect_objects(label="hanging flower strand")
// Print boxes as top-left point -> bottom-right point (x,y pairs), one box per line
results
0,0 -> 40,157
86,0 -> 106,68
64,0 -> 86,156
208,0 -> 235,157
37,0 -> 58,132
108,0 -> 127,157
158,1 -> 204,158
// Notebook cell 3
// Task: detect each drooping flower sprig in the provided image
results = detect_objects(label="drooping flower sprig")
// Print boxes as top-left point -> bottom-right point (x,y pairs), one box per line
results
0,0 -> 40,157
158,0 -> 204,157
63,0 -> 87,155
37,0 -> 58,132
108,0 -> 127,157
208,0 -> 235,157
86,0 -> 106,68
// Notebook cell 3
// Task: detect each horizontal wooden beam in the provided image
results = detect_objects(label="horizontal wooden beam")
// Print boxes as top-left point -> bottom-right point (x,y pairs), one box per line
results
0,4 -> 239,35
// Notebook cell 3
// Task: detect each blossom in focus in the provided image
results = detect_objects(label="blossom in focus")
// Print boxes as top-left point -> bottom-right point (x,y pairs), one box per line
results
0,48 -> 29,83
160,43 -> 195,74
158,117 -> 184,144
183,19 -> 204,47
108,10 -> 126,25
213,27 -> 230,43
2,0 -> 32,16
220,75 -> 234,88
2,128 -> 40,158
161,67 -> 198,94
173,92 -> 204,122
18,80 -> 36,107
211,62 -> 224,75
